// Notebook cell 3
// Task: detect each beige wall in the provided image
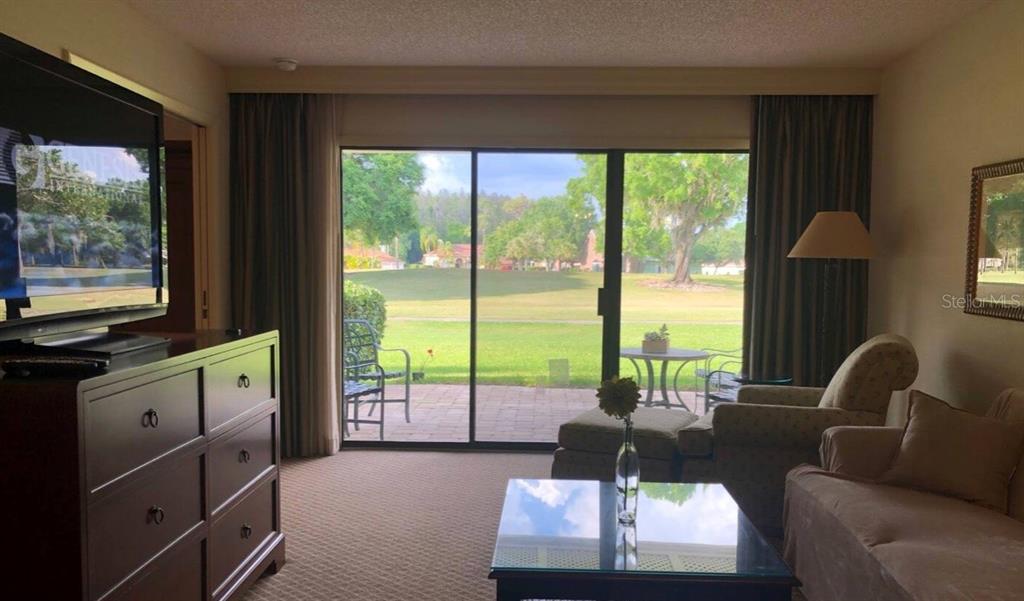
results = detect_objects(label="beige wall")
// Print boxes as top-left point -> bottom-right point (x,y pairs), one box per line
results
340,94 -> 750,150
869,0 -> 1024,419
0,0 -> 232,327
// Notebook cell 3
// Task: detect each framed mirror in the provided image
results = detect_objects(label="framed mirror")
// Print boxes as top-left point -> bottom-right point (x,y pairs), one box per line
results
965,158 -> 1024,321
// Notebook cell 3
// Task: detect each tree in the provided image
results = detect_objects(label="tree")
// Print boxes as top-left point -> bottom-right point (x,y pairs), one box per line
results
481,195 -> 593,270
16,148 -> 129,267
691,221 -> 745,268
572,153 -> 748,285
342,153 -> 424,245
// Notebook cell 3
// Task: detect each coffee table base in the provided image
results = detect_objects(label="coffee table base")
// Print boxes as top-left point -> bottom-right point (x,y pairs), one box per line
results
492,572 -> 793,601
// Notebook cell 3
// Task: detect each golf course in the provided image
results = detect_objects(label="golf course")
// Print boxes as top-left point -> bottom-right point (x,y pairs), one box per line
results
346,268 -> 744,388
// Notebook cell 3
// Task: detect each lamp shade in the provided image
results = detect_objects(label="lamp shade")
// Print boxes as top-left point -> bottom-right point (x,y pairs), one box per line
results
788,211 -> 874,259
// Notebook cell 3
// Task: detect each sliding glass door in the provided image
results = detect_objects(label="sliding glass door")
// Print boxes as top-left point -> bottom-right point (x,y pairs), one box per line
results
341,148 -> 747,447
618,152 -> 749,417
342,150 -> 472,443
475,152 -> 607,442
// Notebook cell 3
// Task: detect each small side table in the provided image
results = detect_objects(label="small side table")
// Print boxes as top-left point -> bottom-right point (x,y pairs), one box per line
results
706,373 -> 793,411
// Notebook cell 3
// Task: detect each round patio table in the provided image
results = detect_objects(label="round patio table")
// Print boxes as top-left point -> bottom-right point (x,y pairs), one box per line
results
619,348 -> 710,409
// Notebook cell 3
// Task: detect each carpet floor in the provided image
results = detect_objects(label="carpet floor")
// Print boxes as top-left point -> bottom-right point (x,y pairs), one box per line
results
242,450 -> 552,601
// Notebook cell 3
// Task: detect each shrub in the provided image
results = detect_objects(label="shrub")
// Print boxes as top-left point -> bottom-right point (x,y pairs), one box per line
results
344,254 -> 380,270
343,280 -> 387,337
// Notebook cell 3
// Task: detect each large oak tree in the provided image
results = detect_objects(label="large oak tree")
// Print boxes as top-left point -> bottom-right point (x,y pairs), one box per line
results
573,153 -> 747,285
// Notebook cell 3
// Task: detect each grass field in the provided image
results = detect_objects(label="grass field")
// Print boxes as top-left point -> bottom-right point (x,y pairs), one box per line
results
978,270 -> 1024,284
346,268 -> 744,387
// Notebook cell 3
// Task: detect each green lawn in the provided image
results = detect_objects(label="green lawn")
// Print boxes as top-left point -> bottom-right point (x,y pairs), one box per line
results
346,268 -> 744,388
978,270 -> 1024,284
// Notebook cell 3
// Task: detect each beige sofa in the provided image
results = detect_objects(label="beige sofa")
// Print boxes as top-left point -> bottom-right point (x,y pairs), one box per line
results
784,388 -> 1024,601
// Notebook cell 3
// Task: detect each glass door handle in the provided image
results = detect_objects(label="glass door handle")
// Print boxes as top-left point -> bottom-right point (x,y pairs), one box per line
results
597,288 -> 605,316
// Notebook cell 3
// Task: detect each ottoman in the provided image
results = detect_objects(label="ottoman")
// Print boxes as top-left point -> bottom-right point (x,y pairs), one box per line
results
551,406 -> 698,482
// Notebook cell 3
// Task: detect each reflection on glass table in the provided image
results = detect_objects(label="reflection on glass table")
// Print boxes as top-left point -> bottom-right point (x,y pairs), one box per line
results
493,479 -> 792,578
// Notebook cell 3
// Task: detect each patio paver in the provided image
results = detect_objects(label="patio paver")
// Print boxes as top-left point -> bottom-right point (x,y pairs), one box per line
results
343,384 -> 702,443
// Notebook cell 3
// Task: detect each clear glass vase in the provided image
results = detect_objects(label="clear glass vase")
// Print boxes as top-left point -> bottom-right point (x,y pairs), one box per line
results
615,417 -> 640,525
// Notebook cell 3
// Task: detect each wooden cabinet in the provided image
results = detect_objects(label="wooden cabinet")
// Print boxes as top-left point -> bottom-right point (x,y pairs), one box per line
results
0,331 -> 284,601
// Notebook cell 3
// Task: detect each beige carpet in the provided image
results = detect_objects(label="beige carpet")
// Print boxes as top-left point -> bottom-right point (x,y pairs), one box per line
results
243,450 -> 551,601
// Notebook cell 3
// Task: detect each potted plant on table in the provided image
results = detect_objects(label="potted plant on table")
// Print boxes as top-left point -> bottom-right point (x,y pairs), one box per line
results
642,324 -> 670,353
597,376 -> 641,525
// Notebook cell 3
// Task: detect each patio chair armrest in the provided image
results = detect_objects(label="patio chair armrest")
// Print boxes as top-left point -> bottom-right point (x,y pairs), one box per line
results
712,404 -> 882,448
378,347 -> 411,362
820,426 -> 903,479
737,385 -> 825,407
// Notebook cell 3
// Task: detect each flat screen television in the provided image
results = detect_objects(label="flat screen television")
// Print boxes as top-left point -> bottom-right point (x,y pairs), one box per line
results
0,33 -> 166,350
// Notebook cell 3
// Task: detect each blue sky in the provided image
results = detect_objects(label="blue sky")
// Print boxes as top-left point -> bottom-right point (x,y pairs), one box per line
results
418,151 -> 586,199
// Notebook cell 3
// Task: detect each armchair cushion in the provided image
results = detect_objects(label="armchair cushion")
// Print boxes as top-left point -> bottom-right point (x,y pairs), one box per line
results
712,404 -> 883,449
737,385 -> 825,407
819,333 -> 919,414
881,390 -> 1024,513
820,425 -> 903,479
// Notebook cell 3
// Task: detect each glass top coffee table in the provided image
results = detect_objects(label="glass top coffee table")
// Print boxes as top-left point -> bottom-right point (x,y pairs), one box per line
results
490,479 -> 797,601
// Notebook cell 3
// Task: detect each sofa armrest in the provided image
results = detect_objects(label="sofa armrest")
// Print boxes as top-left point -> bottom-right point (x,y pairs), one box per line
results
713,404 -> 883,449
737,385 -> 826,407
820,426 -> 903,479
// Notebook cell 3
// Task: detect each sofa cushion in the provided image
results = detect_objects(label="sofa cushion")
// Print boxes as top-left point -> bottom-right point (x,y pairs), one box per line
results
677,411 -> 714,456
984,388 -> 1024,522
882,390 -> 1024,513
785,465 -> 1024,601
558,407 -> 697,461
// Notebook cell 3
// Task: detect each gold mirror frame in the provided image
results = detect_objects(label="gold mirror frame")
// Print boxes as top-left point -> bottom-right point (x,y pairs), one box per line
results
964,158 -> 1024,321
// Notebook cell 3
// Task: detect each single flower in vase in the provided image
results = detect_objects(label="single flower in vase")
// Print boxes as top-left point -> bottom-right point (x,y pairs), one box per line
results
596,376 -> 641,525
596,376 -> 641,422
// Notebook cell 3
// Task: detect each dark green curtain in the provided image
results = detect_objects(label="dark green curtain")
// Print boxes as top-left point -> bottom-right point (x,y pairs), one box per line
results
741,96 -> 873,387
230,94 -> 342,457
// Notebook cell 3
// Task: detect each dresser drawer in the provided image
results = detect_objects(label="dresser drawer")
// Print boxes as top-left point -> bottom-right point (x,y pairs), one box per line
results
88,456 -> 203,600
207,347 -> 274,432
209,412 -> 276,513
86,370 -> 201,492
106,537 -> 203,601
210,479 -> 276,594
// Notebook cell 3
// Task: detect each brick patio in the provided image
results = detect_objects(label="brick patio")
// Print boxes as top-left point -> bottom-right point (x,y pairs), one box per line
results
343,384 -> 701,443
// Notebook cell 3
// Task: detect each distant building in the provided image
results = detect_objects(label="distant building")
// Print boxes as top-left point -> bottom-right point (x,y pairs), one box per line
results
423,244 -> 482,268
347,245 -> 404,270
583,230 -> 604,271
701,261 -> 745,276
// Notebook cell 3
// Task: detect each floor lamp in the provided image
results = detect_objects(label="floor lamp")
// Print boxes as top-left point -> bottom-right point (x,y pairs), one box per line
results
788,211 -> 874,385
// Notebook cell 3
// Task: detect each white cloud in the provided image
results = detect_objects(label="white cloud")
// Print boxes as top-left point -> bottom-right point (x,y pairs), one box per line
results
516,479 -> 571,508
418,152 -> 469,194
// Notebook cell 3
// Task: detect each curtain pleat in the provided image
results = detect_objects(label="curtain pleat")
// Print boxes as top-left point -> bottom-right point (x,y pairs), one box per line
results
230,94 -> 341,457
742,95 -> 873,387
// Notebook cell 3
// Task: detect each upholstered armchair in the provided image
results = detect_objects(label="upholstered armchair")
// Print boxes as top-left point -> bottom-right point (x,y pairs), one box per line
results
680,333 -> 919,537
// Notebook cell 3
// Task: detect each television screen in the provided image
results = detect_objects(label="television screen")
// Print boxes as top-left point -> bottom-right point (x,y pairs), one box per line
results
0,34 -> 164,336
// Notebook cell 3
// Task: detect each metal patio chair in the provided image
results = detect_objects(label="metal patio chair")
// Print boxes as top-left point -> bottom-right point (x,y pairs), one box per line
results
695,347 -> 742,413
342,319 -> 411,440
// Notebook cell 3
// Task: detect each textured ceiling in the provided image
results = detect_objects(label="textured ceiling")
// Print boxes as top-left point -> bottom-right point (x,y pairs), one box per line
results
124,0 -> 988,68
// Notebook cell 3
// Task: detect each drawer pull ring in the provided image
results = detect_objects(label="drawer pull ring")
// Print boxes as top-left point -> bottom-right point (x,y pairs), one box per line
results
142,408 -> 159,428
239,449 -> 251,463
241,524 -> 253,539
148,505 -> 165,525
238,374 -> 251,389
